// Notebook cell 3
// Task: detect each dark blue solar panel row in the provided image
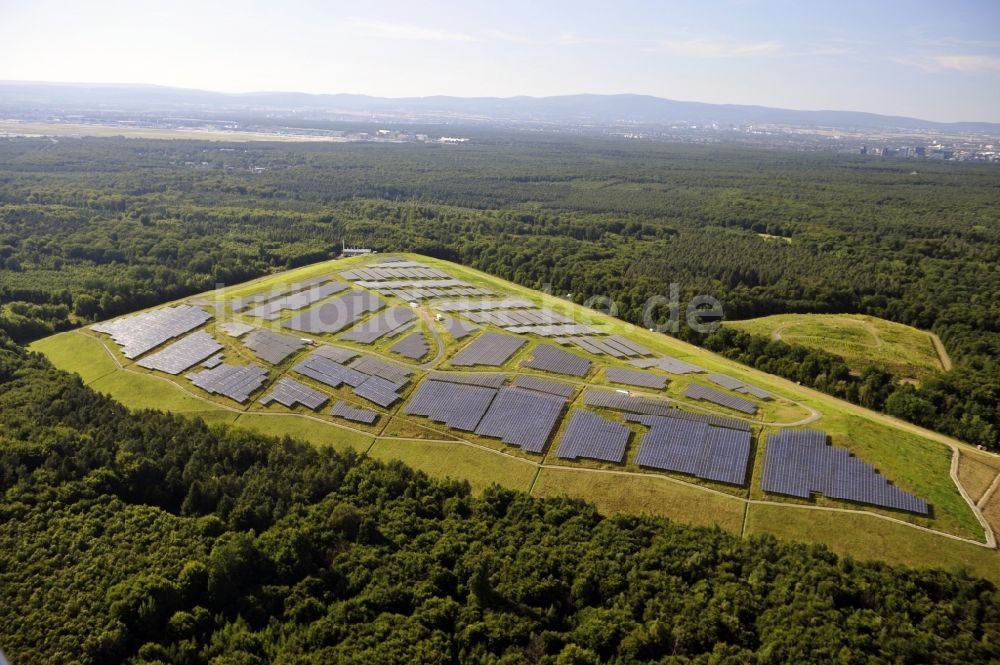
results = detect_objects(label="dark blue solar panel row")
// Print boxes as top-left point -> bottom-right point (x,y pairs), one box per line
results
451,332 -> 527,367
407,378 -> 566,452
520,344 -> 592,377
605,368 -> 668,389
761,429 -> 929,514
293,351 -> 409,407
294,354 -> 368,388
707,373 -> 772,401
283,290 -> 385,334
136,330 -> 222,374
404,380 -> 497,431
390,331 -> 430,360
606,335 -> 653,357
330,400 -> 379,424
474,387 -> 566,453
510,375 -> 576,398
311,345 -> 358,363
427,371 -> 507,389
629,414 -> 752,485
92,304 -> 212,359
556,410 -> 630,463
233,275 -> 332,311
243,281 -> 347,320
243,329 -> 307,364
353,375 -> 404,407
582,390 -> 750,431
348,356 -> 413,386
630,356 -> 707,375
684,384 -> 758,414
441,316 -> 479,340
186,363 -> 268,403
340,265 -> 449,281
339,306 -> 416,343
260,377 -> 328,410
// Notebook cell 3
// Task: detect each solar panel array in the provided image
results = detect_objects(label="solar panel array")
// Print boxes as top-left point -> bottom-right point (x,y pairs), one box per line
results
389,331 -> 430,360
510,375 -> 577,398
474,387 -> 566,453
707,373 -> 772,401
201,353 -> 223,369
583,389 -> 750,431
232,275 -> 331,311
521,344 -> 592,377
260,376 -> 328,410
220,322 -> 255,338
330,400 -> 379,424
434,298 -> 533,312
605,368 -> 668,389
372,258 -> 432,267
187,363 -> 268,403
404,380 -> 498,430
426,371 -> 507,389
293,351 -> 410,408
557,335 -> 649,358
283,290 -> 385,334
684,384 -> 758,414
243,329 -> 307,364
338,306 -> 416,343
312,345 -> 358,363
294,353 -> 368,388
451,332 -> 528,367
348,356 -> 413,385
136,331 -> 223,375
243,282 -> 347,320
441,316 -> 479,339
353,375 -> 405,407
378,286 -> 493,300
629,357 -> 707,375
339,258 -> 485,293
629,414 -> 752,485
555,410 -> 630,463
92,304 -> 212,359
464,308 -> 574,326
761,429 -> 929,514
340,265 -> 450,281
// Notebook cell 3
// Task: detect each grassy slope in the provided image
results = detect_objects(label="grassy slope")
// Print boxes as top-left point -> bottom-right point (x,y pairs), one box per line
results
958,452 -> 1000,503
725,313 -> 946,382
368,439 -> 538,494
531,468 -> 746,534
745,505 -> 1000,582
29,254 -> 1000,580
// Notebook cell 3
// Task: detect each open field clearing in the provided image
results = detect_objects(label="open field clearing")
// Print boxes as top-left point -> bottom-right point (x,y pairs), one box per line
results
726,313 -> 949,382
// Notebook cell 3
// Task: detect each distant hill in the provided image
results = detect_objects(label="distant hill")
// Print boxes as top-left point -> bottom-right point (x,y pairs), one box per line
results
2,80 -> 999,132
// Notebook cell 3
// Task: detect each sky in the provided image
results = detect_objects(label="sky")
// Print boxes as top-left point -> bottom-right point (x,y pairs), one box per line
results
1,0 -> 998,122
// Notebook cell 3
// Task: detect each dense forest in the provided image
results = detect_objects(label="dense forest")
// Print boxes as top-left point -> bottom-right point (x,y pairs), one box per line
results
0,135 -> 997,449
2,334 -> 999,664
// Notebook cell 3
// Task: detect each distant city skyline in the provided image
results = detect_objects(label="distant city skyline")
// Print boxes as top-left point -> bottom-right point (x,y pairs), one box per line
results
1,0 -> 998,123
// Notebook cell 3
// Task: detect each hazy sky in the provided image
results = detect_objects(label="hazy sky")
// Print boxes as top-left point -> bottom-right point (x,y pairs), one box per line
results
1,0 -> 999,122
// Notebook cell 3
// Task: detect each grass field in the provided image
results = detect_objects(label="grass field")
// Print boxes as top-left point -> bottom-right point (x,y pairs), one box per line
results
30,253 -> 1000,577
233,413 -> 376,453
726,313 -> 947,382
29,331 -> 120,384
531,467 -> 746,533
745,504 -> 1000,583
369,439 -> 537,493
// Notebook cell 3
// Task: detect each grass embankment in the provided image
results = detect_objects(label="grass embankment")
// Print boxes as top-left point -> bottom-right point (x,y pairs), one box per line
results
726,313 -> 947,382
